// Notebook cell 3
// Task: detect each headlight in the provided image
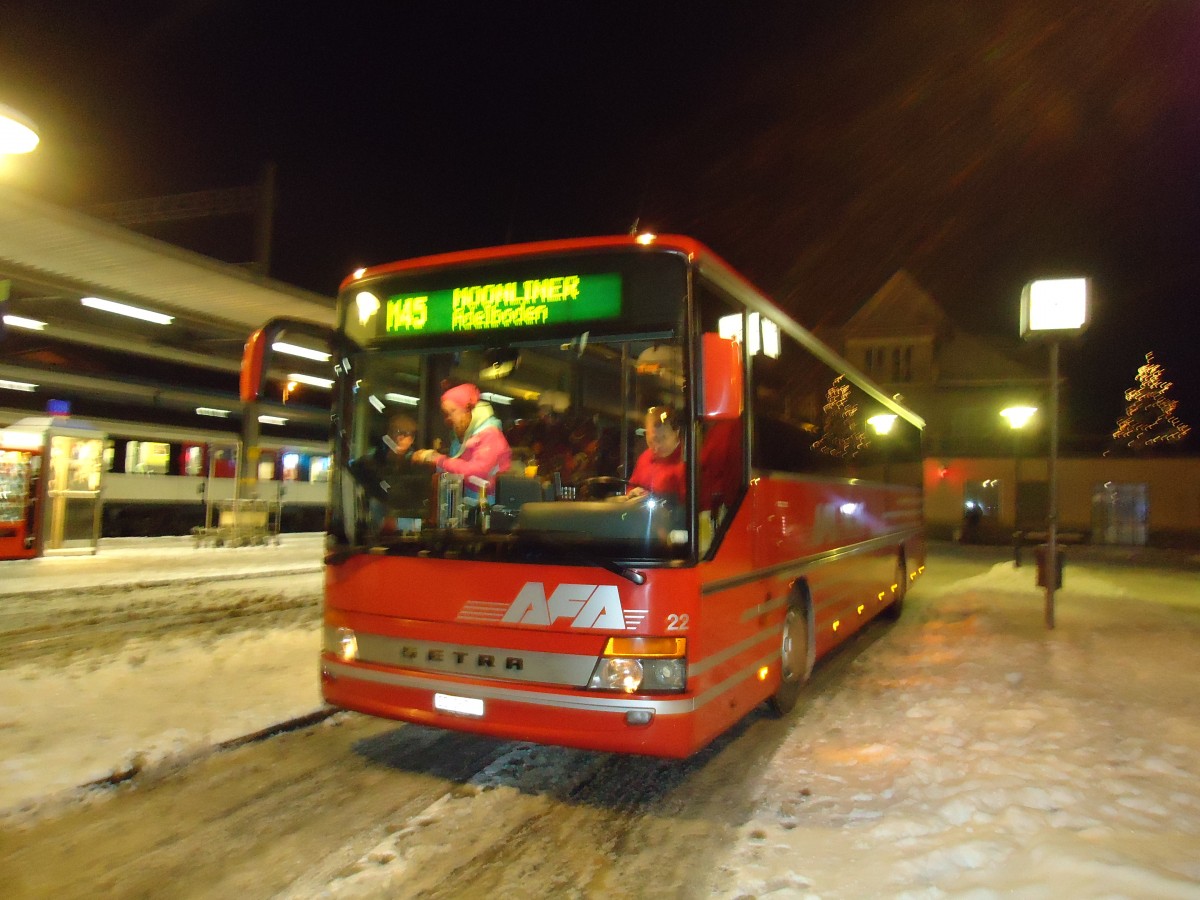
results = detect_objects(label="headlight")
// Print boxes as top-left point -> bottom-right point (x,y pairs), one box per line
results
594,658 -> 644,692
587,637 -> 687,693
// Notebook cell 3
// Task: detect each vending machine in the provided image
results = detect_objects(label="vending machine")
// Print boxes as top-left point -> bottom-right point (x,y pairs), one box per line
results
0,447 -> 39,560
0,417 -> 106,557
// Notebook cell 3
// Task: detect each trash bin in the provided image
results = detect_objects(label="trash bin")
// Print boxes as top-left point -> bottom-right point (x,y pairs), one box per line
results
1034,544 -> 1064,589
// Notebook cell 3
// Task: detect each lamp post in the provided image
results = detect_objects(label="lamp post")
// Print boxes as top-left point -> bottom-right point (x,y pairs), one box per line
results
0,103 -> 40,155
1020,278 -> 1089,629
867,413 -> 897,483
1000,405 -> 1037,537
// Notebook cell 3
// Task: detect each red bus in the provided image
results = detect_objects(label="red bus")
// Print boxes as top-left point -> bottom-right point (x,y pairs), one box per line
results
244,234 -> 925,758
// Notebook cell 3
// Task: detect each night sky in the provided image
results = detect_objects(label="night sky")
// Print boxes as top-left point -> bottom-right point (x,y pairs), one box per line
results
3,1 -> 1198,441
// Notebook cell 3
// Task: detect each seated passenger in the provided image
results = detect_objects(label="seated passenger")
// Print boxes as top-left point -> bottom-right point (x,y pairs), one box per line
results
625,405 -> 685,502
412,383 -> 512,497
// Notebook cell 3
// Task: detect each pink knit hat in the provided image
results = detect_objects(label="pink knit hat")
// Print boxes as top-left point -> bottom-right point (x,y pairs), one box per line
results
441,383 -> 480,410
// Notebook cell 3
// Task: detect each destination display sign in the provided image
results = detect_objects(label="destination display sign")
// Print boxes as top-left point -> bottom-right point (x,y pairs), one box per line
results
377,272 -> 621,337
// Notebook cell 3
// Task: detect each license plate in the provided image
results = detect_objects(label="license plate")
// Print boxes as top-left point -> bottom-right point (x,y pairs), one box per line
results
434,692 -> 485,718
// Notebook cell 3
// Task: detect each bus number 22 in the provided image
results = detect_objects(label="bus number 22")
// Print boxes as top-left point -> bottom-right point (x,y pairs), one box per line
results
666,613 -> 690,631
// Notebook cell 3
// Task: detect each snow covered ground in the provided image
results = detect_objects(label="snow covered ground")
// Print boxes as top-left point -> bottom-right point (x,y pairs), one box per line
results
709,558 -> 1200,899
0,534 -> 326,813
2,539 -> 1199,898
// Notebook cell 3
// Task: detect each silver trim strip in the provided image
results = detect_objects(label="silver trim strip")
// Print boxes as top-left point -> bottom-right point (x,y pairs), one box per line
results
701,527 -> 922,596
326,660 -> 692,714
325,640 -> 778,718
324,627 -> 599,687
687,621 -> 776,677
738,593 -> 789,624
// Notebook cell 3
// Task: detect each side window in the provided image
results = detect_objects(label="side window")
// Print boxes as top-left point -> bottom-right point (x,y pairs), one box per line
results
753,328 -> 877,479
696,276 -> 923,496
755,332 -> 922,485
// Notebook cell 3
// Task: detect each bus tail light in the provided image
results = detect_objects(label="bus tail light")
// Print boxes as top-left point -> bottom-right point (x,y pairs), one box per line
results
587,637 -> 687,693
333,627 -> 358,662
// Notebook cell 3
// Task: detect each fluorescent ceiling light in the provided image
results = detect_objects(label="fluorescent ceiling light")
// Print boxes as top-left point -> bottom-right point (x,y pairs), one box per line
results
195,407 -> 232,418
0,379 -> 38,392
81,296 -> 174,325
480,391 -> 513,405
258,415 -> 288,425
288,372 -> 334,388
2,314 -> 46,331
273,341 -> 331,362
383,392 -> 419,406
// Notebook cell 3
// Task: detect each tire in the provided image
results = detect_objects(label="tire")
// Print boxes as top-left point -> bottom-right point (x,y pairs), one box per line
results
767,600 -> 811,716
881,556 -> 907,620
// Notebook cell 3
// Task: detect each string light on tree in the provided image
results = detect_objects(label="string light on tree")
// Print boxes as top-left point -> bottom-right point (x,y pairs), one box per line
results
1111,351 -> 1191,450
811,375 -> 868,458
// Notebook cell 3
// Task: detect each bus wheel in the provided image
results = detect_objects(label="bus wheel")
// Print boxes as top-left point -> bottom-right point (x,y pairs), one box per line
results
881,557 -> 907,620
768,601 -> 810,716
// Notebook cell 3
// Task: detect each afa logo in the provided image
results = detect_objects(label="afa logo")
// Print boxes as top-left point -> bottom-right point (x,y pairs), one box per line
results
502,582 -> 627,630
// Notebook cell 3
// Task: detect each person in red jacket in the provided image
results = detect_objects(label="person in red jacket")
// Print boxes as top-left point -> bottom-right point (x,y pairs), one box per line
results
626,405 -> 685,501
412,383 -> 512,498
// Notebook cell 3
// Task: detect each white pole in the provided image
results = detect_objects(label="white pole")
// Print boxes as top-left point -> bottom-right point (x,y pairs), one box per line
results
1045,341 -> 1059,629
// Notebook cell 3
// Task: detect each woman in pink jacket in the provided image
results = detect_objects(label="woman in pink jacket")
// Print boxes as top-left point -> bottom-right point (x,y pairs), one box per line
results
412,383 -> 512,497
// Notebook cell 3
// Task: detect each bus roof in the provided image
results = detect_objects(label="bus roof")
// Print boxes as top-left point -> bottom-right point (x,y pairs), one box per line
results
339,234 -> 714,291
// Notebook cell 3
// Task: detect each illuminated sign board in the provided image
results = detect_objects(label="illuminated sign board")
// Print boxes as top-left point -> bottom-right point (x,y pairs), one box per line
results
376,272 -> 621,337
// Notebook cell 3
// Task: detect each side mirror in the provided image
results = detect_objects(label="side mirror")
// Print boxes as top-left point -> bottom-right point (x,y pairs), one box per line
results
240,317 -> 340,403
701,333 -> 743,420
240,326 -> 270,404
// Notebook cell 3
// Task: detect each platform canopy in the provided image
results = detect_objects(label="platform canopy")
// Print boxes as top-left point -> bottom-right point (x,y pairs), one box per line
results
0,184 -> 335,436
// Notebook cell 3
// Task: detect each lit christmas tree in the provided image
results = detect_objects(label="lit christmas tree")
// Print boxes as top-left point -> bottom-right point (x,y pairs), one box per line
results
1111,352 -> 1191,451
811,375 -> 869,458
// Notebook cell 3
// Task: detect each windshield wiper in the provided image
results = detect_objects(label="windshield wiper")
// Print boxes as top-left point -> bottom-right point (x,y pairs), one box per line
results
512,532 -> 647,584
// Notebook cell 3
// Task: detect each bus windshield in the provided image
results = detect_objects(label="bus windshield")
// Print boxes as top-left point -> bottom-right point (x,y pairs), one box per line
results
333,249 -> 691,564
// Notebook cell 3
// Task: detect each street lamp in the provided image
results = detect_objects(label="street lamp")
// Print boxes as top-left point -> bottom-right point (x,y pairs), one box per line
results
0,103 -> 39,154
1000,405 -> 1037,431
867,413 -> 897,483
867,413 -> 897,435
1020,277 -> 1090,629
1000,405 -> 1038,544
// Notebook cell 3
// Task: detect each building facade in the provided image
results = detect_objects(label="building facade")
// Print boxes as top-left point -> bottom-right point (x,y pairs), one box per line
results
829,271 -> 1199,548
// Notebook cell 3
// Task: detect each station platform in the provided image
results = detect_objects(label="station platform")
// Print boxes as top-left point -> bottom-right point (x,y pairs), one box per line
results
0,532 -> 325,598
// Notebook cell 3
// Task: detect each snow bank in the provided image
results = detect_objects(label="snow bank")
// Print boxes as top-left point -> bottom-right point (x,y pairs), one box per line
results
0,627 -> 324,815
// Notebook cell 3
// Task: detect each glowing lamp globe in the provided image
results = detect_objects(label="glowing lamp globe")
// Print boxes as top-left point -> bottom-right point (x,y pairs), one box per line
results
0,103 -> 39,154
